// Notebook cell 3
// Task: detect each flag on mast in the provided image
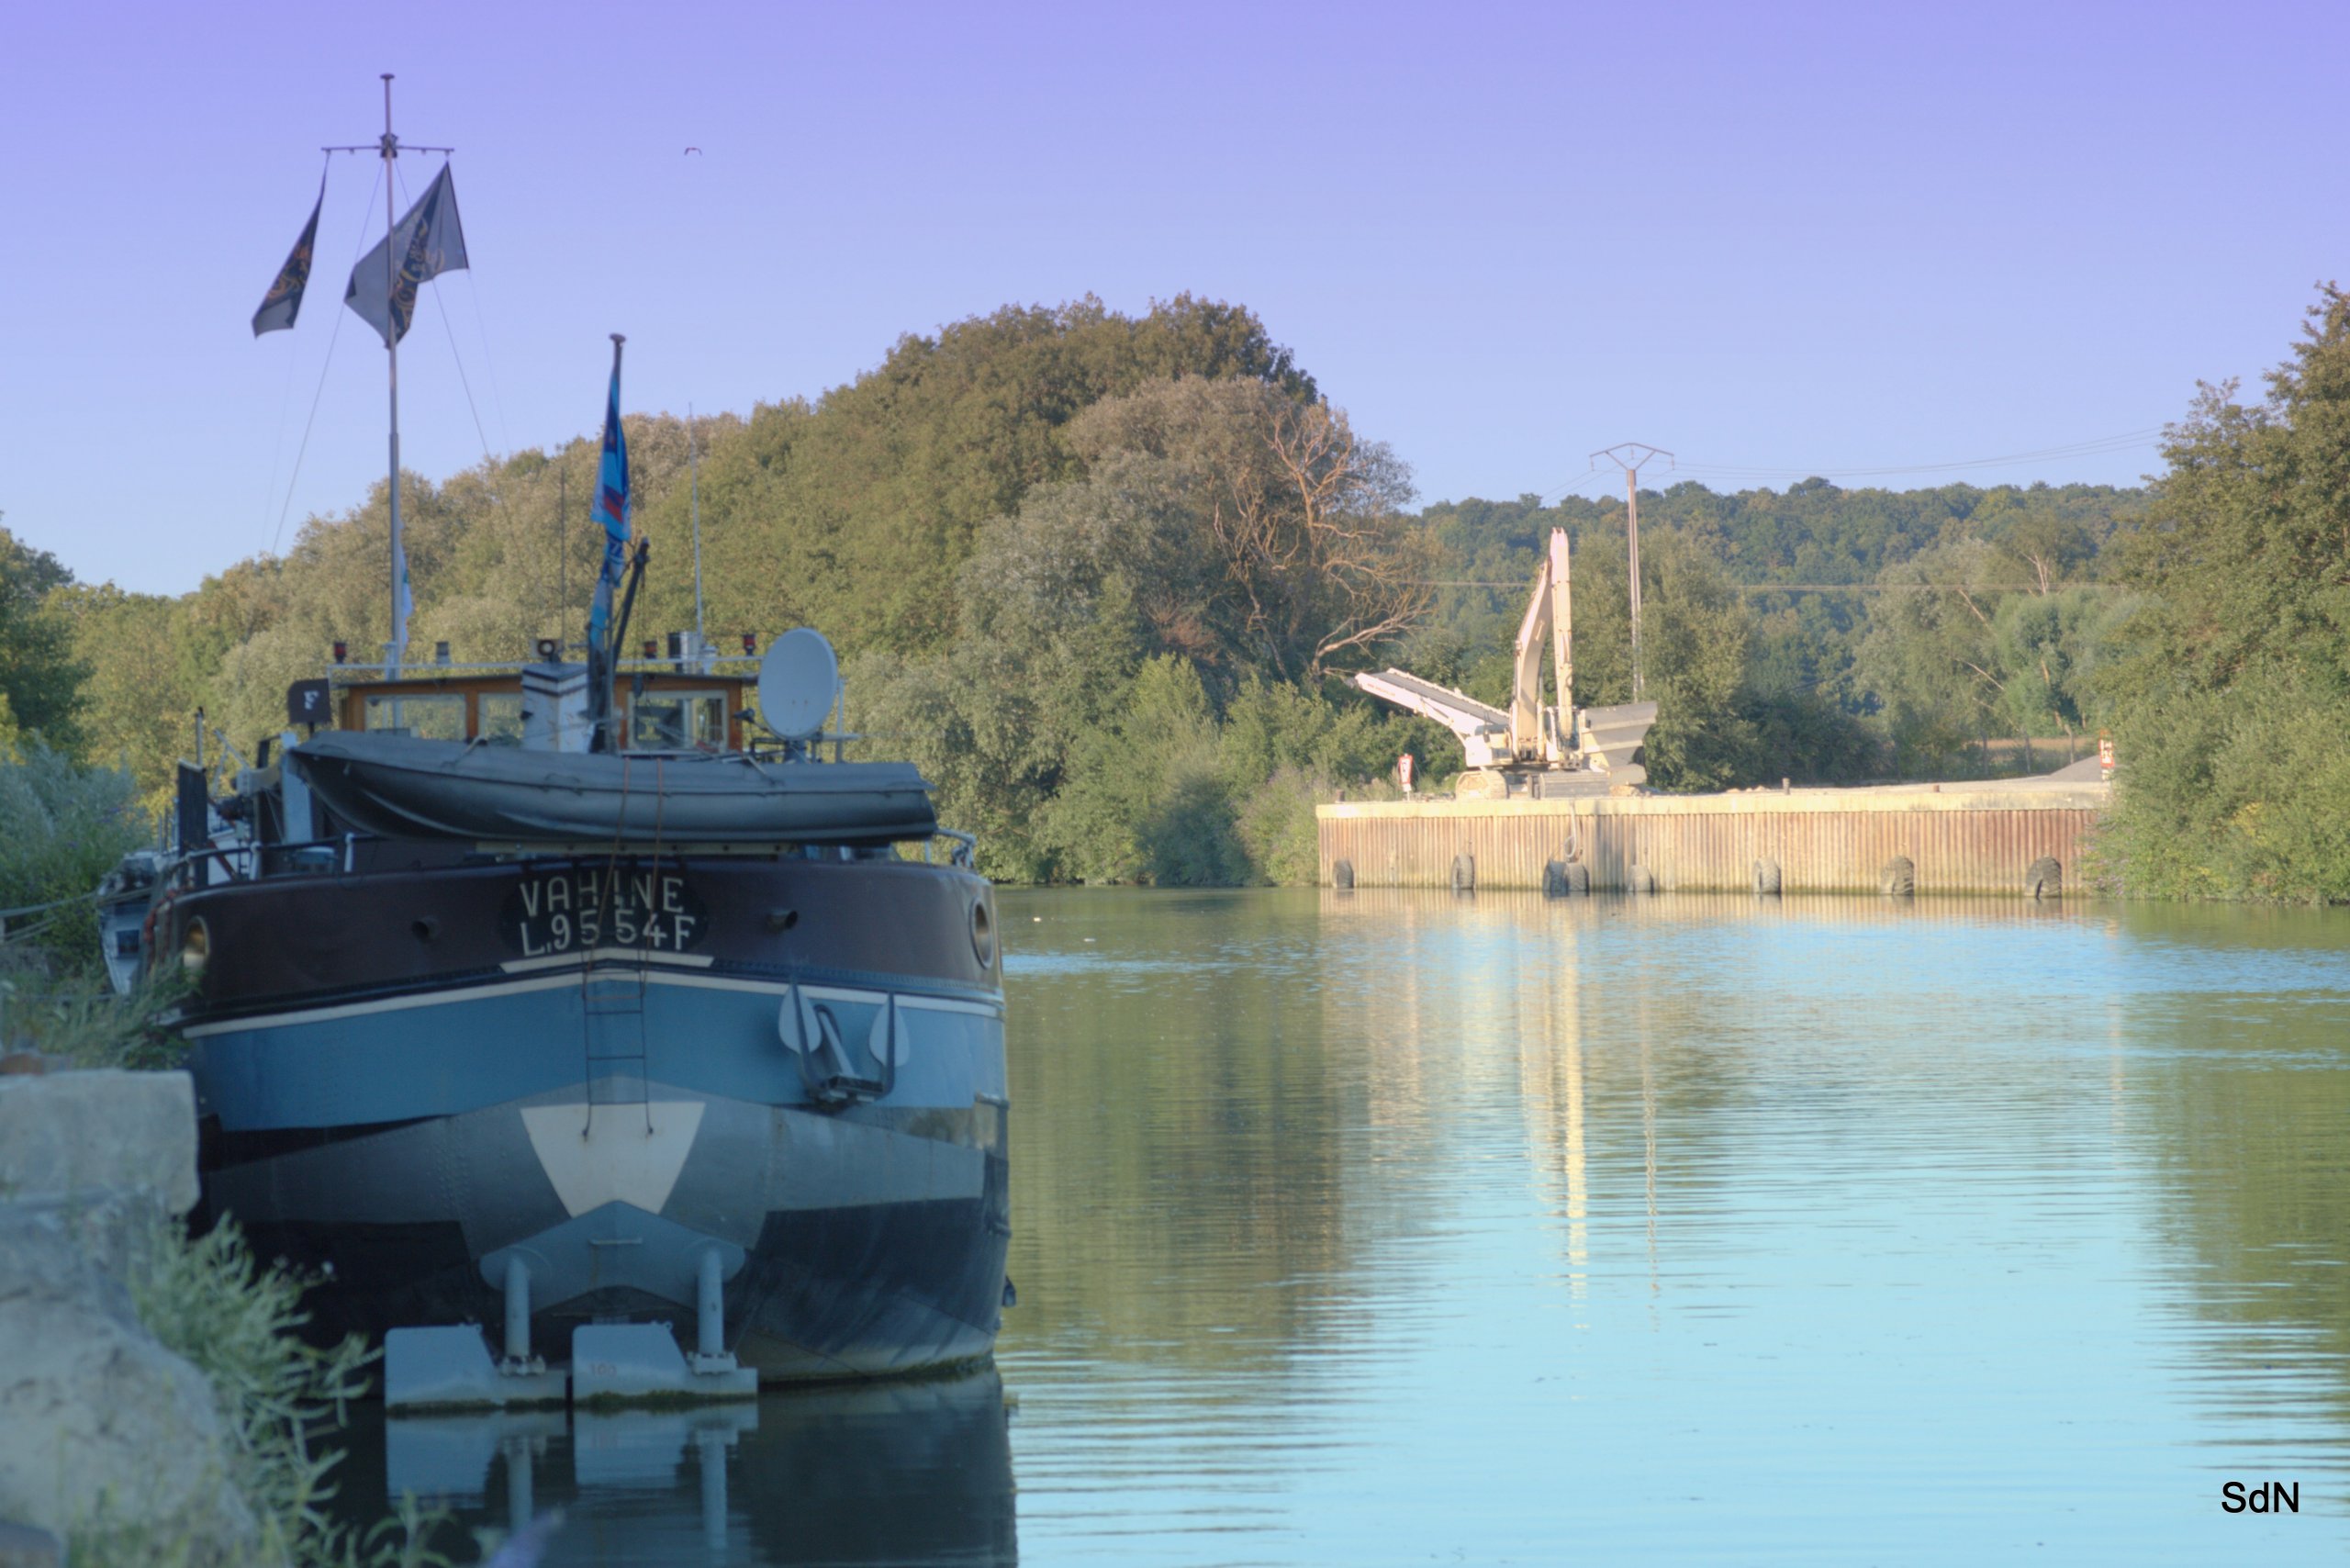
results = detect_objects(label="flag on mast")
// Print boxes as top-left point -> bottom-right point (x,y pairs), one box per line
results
394,538 -> 414,646
588,338 -> 630,649
344,163 -> 468,348
252,173 -> 324,336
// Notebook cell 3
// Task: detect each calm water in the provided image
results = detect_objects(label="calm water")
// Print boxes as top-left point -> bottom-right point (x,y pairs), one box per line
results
340,890 -> 2350,1564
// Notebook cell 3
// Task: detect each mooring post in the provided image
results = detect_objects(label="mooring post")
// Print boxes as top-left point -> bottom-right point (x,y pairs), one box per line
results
503,1254 -> 531,1364
699,1247 -> 725,1360
503,1434 -> 535,1538
699,1428 -> 729,1548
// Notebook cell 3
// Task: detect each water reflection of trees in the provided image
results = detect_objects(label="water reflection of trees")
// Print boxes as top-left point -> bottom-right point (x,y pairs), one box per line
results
2115,904 -> 2350,1432
1312,889 -> 2180,1294
1004,886 -> 2350,1453
1002,889 -> 1363,1369
1005,887 -> 2042,1362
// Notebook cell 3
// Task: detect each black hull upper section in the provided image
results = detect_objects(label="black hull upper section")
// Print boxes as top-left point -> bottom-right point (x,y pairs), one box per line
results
168,854 -> 998,1028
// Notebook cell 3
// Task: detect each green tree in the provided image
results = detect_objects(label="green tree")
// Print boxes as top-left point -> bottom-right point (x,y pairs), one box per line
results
0,742 -> 145,968
1068,377 -> 1432,681
1043,655 -> 1241,885
2098,286 -> 2350,900
50,585 -> 206,809
1858,539 -> 2013,775
701,297 -> 1314,656
0,523 -> 84,746
849,372 -> 1432,880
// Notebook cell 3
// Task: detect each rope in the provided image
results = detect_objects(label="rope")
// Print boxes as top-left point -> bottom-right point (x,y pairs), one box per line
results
459,271 -> 512,454
0,886 -> 109,921
391,156 -> 531,633
269,161 -> 385,555
253,158 -> 327,550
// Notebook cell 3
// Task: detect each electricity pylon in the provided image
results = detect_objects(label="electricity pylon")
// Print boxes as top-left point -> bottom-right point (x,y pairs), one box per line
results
1589,443 -> 1673,700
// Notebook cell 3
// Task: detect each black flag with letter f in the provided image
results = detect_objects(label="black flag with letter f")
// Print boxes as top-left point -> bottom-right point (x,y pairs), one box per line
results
252,173 -> 324,336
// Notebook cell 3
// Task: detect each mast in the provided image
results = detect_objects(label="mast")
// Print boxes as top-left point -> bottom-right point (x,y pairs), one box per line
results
689,401 -> 705,655
316,81 -> 452,676
382,74 -> 404,675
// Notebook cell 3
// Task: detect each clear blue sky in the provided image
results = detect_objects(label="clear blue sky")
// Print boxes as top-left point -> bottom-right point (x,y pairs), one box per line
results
3,0 -> 2343,596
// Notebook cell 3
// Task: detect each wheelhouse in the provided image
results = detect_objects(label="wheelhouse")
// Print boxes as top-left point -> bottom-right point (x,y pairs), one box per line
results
332,666 -> 756,753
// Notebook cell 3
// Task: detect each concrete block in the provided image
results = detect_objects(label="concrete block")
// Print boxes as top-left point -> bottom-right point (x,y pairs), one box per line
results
0,1521 -> 62,1568
0,1207 -> 256,1559
0,1070 -> 197,1216
574,1323 -> 755,1405
385,1327 -> 566,1412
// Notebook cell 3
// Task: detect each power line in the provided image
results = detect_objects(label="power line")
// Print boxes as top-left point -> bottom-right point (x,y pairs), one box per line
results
396,160 -> 500,471
1508,425 -> 2165,506
1656,428 -> 2165,481
1416,579 -> 2124,590
1732,582 -> 2127,594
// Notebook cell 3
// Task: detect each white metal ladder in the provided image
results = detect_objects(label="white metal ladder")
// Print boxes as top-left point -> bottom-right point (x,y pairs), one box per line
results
579,756 -> 663,1135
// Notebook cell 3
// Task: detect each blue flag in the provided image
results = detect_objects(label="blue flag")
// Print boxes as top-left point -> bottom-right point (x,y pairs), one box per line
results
588,339 -> 629,647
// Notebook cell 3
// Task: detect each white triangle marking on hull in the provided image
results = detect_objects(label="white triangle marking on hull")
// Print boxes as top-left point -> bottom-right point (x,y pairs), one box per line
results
520,1101 -> 705,1217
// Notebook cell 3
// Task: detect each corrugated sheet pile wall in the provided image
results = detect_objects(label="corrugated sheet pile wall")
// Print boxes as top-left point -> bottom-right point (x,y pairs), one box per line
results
1316,785 -> 2108,895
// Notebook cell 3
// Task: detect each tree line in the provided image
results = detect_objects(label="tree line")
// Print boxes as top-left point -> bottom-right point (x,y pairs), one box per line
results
3,286 -> 2345,898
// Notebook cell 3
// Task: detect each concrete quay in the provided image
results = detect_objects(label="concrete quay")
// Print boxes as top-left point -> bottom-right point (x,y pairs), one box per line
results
1316,778 -> 2110,896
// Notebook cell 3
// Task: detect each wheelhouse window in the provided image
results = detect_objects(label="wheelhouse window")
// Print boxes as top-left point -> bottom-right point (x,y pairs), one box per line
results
629,690 -> 728,751
363,693 -> 465,740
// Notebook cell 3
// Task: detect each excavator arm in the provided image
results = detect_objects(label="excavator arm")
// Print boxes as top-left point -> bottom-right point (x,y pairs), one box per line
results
1352,523 -> 1655,786
1508,530 -> 1573,763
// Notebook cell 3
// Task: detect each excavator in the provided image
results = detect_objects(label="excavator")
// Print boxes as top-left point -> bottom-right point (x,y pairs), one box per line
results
1351,528 -> 1658,798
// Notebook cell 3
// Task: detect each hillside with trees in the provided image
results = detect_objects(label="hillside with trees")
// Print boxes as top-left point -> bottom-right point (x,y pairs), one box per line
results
4,287 -> 2344,897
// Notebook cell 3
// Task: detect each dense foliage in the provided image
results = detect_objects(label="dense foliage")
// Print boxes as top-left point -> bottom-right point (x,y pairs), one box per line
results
0,522 -> 82,751
5,288 -> 2343,895
2095,286 -> 2350,902
0,742 -> 146,964
1413,476 -> 2141,786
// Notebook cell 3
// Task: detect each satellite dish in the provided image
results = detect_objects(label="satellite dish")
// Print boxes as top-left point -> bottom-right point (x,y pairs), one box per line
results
757,628 -> 838,740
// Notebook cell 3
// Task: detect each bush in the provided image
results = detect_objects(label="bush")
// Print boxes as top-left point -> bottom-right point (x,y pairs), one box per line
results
73,1217 -> 464,1568
1233,767 -> 1329,886
118,1219 -> 378,1566
1042,655 -> 1226,882
2097,666 -> 2350,902
0,962 -> 185,1065
0,742 -> 146,969
1038,660 -> 1408,885
1138,763 -> 1252,886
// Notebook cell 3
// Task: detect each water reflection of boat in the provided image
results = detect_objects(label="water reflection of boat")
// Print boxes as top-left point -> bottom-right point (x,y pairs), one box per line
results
343,1372 -> 1017,1564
